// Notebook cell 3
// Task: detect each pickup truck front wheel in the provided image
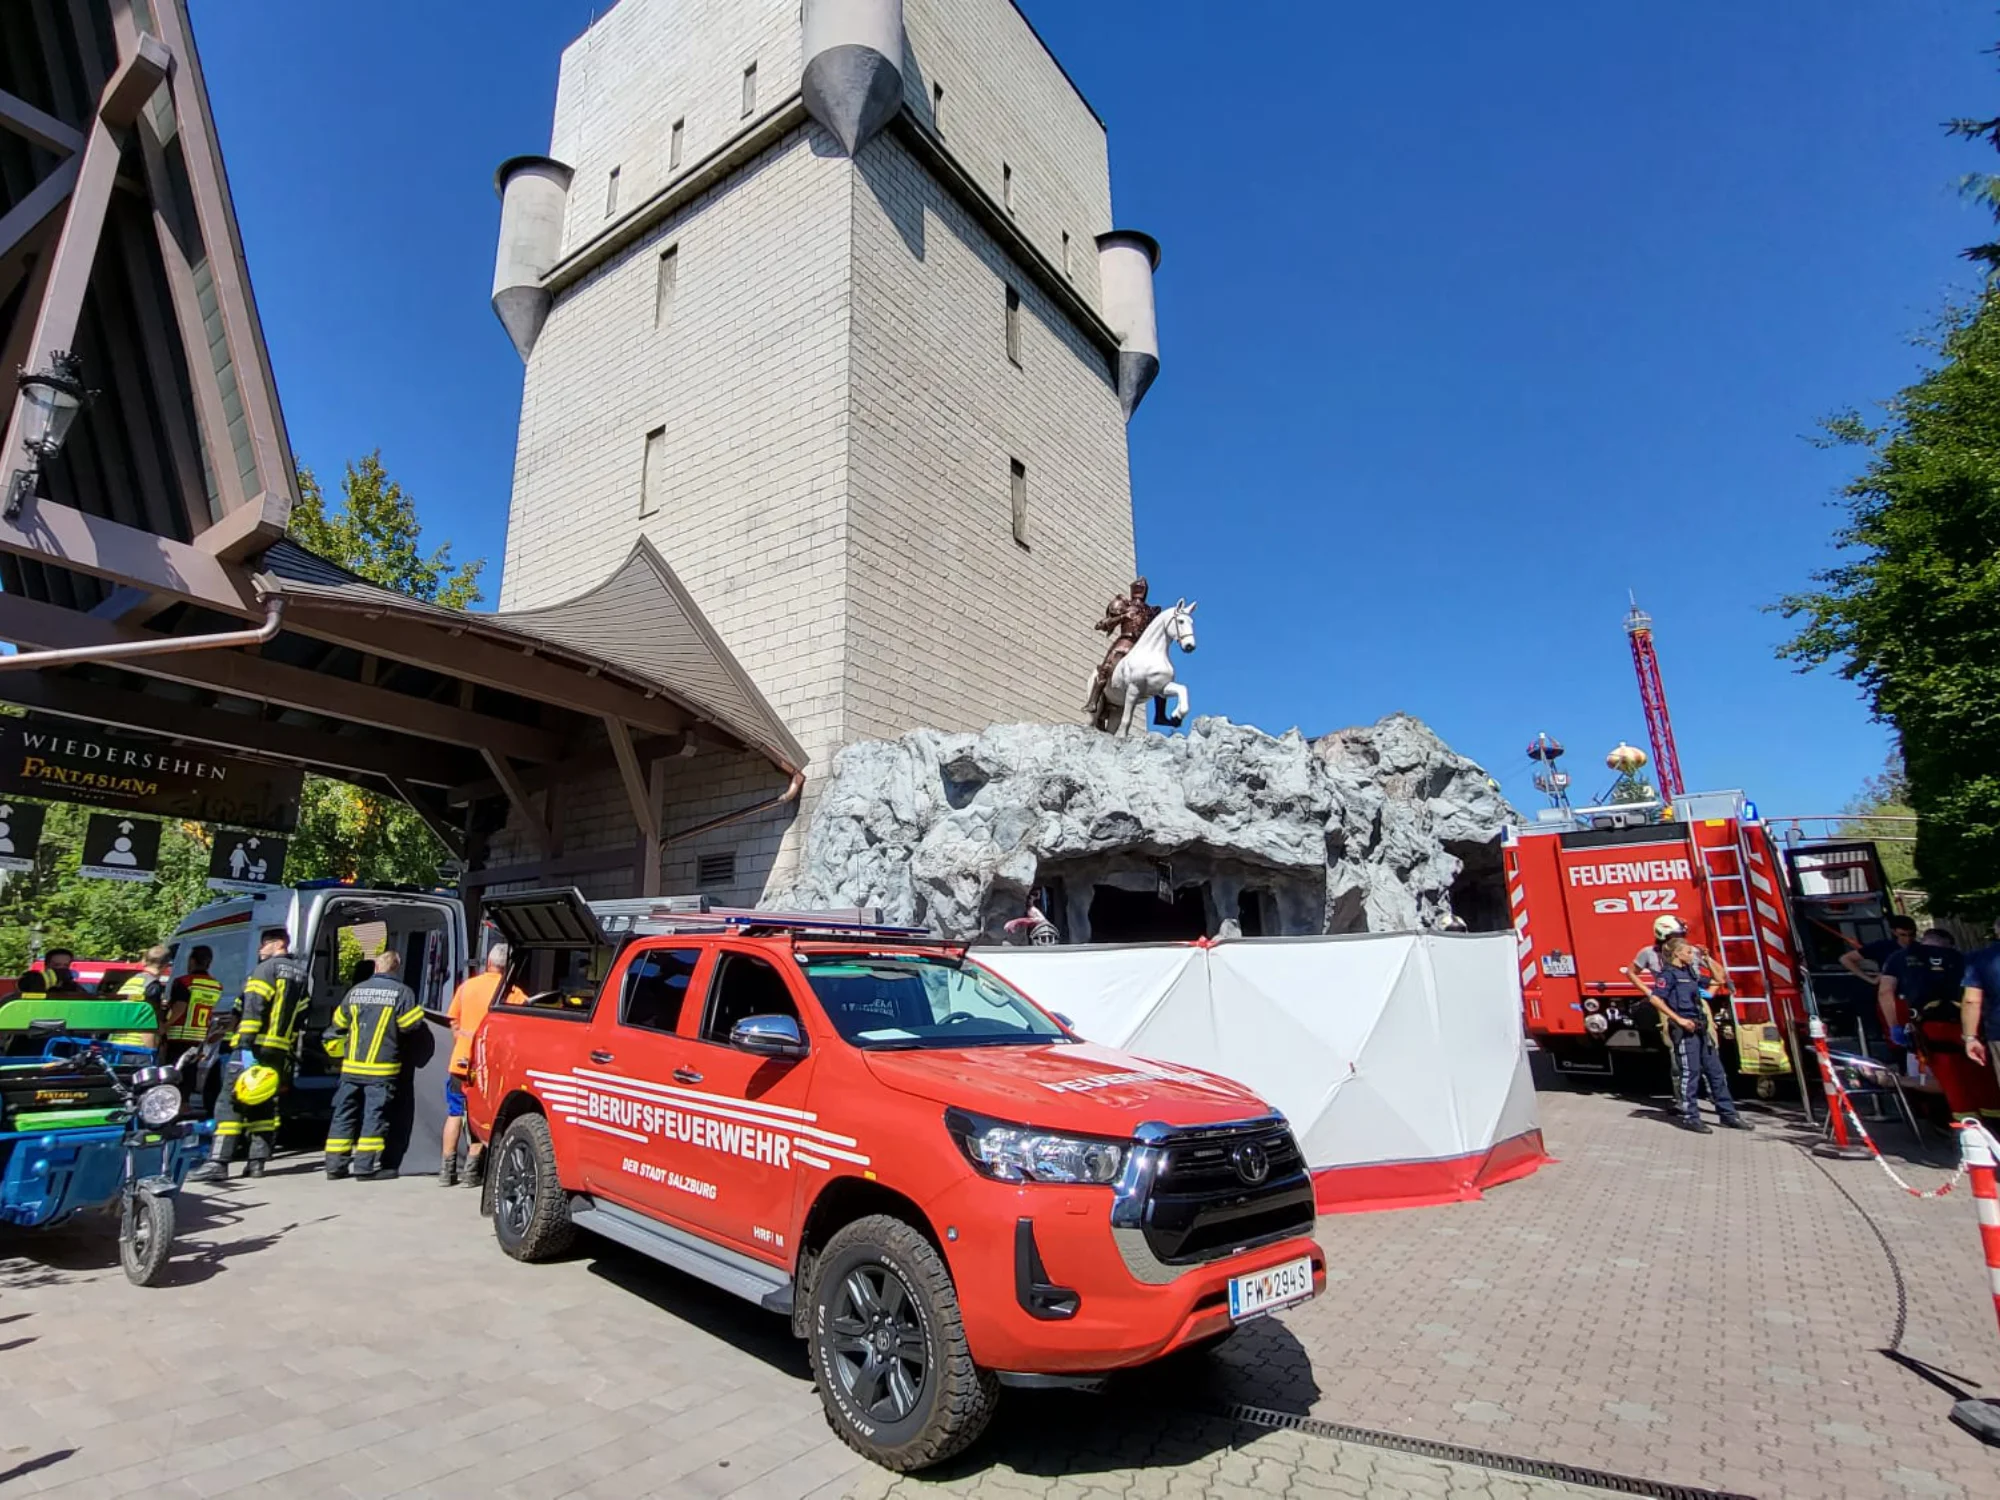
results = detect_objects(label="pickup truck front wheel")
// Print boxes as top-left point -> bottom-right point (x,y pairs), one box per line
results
808,1214 -> 998,1471
492,1113 -> 574,1262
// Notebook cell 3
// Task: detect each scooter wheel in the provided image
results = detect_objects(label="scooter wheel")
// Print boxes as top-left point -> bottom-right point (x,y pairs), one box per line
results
119,1191 -> 175,1287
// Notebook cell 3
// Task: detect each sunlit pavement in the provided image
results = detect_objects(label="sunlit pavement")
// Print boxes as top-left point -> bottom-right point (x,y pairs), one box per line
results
3,1089 -> 1995,1499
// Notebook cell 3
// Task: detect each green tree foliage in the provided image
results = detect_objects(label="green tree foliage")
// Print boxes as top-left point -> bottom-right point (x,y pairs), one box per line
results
1837,756 -> 1919,894
290,453 -> 484,609
0,807 -> 210,974
286,453 -> 482,887
1778,297 -> 2000,916
0,455 -> 482,967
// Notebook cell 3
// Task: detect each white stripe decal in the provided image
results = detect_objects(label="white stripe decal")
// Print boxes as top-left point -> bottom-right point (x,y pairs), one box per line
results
1755,899 -> 1782,926
575,1117 -> 647,1143
1520,961 -> 1538,987
1976,1198 -> 2000,1228
795,1151 -> 833,1171
548,1068 -> 861,1148
1748,869 -> 1774,895
572,1067 -> 822,1124
803,1141 -> 871,1165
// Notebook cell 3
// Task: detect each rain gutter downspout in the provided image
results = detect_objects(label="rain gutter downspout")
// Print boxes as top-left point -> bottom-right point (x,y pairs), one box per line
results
0,596 -> 286,672
659,769 -> 805,849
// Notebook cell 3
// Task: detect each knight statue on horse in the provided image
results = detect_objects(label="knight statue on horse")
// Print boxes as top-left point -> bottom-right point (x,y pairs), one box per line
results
1085,577 -> 1198,735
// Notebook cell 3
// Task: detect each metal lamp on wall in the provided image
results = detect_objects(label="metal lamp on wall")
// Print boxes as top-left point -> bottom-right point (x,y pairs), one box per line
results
6,351 -> 96,519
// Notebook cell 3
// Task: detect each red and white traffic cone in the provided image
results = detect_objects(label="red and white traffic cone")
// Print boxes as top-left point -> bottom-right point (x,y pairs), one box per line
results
1951,1118 -> 2000,1444
1809,1017 -> 1869,1160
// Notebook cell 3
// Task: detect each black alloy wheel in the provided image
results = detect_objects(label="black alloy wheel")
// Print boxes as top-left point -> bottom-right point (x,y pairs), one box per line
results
491,1113 -> 574,1261
827,1263 -> 929,1423
497,1135 -> 536,1242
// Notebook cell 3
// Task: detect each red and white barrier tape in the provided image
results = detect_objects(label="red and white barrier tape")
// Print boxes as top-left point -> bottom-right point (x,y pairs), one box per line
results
1808,1020 -> 1965,1198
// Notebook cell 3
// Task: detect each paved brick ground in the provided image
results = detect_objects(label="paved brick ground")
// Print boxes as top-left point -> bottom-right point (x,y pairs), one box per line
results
3,1090 -> 1997,1499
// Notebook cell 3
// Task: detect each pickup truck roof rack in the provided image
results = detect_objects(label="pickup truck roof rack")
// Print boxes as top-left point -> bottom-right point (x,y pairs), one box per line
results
590,901 -> 936,943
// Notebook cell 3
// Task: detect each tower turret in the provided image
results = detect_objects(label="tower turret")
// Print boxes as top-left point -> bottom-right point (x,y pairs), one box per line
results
801,0 -> 904,157
491,155 -> 573,362
1095,229 -> 1162,418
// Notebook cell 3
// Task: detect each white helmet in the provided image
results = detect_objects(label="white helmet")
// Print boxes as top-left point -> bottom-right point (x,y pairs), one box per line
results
1653,915 -> 1687,940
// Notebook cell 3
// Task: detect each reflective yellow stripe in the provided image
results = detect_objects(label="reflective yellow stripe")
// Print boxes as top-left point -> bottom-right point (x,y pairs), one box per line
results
215,1121 -> 244,1137
340,1060 -> 400,1077
363,1005 -> 393,1066
246,1120 -> 277,1133
244,979 -> 273,996
356,1137 -> 385,1150
396,1007 -> 424,1030
324,1140 -> 354,1153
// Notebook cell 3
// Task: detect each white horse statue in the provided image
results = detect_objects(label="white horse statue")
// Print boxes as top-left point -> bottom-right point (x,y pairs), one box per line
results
1099,599 -> 1197,736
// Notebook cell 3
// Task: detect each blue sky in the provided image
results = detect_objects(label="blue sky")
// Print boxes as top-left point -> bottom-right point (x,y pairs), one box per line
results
189,1 -> 1992,816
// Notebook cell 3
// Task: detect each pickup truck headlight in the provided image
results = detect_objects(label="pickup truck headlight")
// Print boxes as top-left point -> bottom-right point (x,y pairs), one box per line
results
945,1108 -> 1125,1185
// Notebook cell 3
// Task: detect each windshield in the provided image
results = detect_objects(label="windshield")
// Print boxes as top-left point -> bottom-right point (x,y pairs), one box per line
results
802,954 -> 1069,1050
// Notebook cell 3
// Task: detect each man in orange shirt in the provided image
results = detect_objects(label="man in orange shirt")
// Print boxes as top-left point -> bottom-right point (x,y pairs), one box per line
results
441,944 -> 523,1187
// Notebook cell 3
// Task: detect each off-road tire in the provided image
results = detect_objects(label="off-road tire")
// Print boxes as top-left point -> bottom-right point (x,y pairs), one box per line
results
808,1214 -> 998,1471
119,1190 -> 175,1286
492,1112 -> 574,1262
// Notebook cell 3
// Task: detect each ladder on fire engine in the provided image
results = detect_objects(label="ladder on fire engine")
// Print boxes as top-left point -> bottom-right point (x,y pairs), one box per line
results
1697,830 -> 1769,1003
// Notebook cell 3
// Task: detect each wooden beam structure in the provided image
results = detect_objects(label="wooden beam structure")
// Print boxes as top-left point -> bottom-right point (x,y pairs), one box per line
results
0,593 -> 568,762
0,669 -> 484,788
480,748 -> 549,856
280,604 -> 697,744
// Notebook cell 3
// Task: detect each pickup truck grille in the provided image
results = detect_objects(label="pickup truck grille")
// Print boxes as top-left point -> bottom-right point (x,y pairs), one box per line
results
1140,1122 -> 1315,1266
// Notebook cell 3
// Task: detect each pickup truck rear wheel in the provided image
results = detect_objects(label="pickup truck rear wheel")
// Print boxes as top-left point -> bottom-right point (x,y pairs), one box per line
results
808,1214 -> 997,1471
492,1113 -> 574,1262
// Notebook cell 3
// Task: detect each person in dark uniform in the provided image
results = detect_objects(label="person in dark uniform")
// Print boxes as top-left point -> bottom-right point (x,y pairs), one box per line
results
40,948 -> 86,997
1877,928 -> 1965,1049
192,927 -> 307,1182
323,951 -> 426,1181
1841,915 -> 1917,985
1647,934 -> 1754,1135
160,945 -> 222,1069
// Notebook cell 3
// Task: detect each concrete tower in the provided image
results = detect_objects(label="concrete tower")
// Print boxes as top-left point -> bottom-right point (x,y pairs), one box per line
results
492,0 -> 1163,900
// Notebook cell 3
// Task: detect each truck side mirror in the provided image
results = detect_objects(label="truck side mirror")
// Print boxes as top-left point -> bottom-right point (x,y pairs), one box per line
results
731,1014 -> 807,1060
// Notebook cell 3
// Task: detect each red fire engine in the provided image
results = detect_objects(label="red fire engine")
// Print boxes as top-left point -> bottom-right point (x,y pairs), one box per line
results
1504,790 -> 1813,1085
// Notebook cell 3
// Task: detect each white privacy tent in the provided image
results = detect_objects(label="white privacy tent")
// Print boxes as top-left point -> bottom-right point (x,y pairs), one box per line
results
974,933 -> 1546,1212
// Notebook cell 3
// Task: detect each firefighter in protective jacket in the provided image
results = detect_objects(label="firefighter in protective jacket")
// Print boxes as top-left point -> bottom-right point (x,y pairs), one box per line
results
193,927 -> 307,1181
323,950 -> 426,1180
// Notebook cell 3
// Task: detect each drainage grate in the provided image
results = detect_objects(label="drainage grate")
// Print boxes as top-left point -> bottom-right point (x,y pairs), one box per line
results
1196,1402 -> 1759,1500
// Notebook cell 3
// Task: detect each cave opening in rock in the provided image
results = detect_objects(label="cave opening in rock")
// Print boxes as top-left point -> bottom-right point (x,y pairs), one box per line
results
1087,882 -> 1210,943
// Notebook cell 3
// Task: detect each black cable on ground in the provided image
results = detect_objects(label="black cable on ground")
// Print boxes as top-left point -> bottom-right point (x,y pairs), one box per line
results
1186,1401 -> 1758,1500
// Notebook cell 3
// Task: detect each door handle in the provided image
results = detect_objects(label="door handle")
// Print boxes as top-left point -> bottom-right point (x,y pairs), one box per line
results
672,1066 -> 703,1085
589,1050 -> 614,1064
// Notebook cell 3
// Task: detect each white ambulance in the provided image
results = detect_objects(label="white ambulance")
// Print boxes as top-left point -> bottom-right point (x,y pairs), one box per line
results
165,880 -> 468,1125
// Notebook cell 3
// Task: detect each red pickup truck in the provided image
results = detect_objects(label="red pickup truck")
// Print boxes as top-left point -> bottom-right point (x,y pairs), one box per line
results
466,893 -> 1325,1471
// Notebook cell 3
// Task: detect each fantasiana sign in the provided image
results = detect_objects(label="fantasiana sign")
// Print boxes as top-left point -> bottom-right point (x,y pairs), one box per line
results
0,715 -> 304,832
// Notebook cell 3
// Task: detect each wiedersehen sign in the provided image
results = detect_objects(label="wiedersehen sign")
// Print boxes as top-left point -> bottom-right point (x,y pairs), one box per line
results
0,717 -> 302,832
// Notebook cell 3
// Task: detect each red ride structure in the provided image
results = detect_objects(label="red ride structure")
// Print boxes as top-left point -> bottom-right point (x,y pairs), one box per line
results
1624,597 -> 1685,804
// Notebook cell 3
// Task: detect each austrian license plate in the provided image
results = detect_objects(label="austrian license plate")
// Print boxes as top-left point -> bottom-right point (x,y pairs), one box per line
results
1227,1255 -> 1315,1321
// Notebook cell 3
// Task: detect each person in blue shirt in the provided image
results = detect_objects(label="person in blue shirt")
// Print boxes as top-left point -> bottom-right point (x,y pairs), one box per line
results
1647,934 -> 1753,1134
1959,918 -> 2000,1087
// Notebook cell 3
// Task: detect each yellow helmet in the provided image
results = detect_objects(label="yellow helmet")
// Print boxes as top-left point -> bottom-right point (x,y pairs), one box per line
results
322,1031 -> 347,1061
234,1064 -> 281,1107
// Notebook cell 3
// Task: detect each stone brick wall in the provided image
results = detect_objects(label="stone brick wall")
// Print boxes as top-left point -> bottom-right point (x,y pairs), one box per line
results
844,133 -> 1132,740
502,0 -> 1139,901
501,128 -> 855,790
902,0 -> 1113,311
549,0 -> 802,257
